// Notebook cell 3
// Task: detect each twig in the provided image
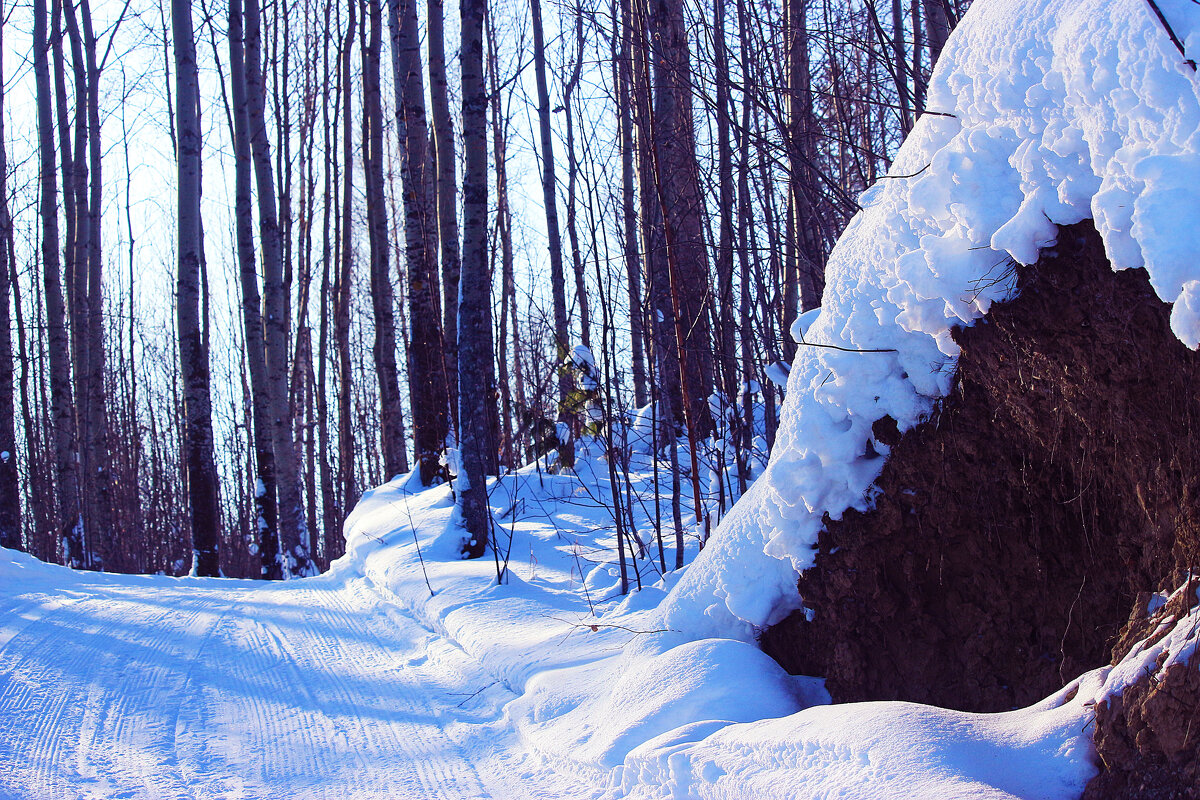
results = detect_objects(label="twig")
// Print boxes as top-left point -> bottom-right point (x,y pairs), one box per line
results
880,162 -> 931,180
1145,0 -> 1197,70
796,339 -> 898,354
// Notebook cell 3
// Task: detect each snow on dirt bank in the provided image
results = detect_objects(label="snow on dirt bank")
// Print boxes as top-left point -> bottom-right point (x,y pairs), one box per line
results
665,0 -> 1200,638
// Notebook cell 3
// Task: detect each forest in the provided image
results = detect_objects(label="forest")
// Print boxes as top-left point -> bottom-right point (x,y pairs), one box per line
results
3,0 -> 1200,797
0,0 -> 965,579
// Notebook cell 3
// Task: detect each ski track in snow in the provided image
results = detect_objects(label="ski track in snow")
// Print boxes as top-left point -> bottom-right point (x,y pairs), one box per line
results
0,570 -> 589,800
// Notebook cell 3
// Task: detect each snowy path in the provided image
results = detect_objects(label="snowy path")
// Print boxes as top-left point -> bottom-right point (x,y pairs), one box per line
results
0,563 -> 592,800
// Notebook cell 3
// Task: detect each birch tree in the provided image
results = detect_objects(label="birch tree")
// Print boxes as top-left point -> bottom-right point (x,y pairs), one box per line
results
172,0 -> 220,577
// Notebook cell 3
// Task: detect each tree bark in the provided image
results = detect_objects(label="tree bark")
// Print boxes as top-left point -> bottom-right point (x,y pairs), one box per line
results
78,0 -> 113,568
244,0 -> 313,577
427,0 -> 460,433
564,6 -> 590,351
785,0 -> 823,327
387,0 -> 449,486
362,0 -> 408,485
458,0 -> 491,556
530,0 -> 574,469
35,0 -> 84,567
714,0 -> 738,408
645,0 -> 715,438
0,0 -> 18,551
172,0 -> 220,577
923,0 -> 951,68
487,12 -> 516,468
617,0 -> 647,408
229,0 -> 281,579
336,0 -> 357,523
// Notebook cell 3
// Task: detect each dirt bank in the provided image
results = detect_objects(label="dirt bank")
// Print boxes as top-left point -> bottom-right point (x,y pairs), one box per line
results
761,220 -> 1200,715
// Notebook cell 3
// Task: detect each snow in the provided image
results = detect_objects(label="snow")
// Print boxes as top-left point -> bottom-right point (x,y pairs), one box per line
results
3,0 -> 1199,797
666,0 -> 1200,636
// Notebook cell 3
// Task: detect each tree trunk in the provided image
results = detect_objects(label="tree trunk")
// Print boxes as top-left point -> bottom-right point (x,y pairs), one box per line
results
785,0 -> 823,321
618,0 -> 647,408
362,0 -> 407,485
530,0 -> 574,469
172,0 -> 220,577
387,0 -> 449,486
244,0 -> 313,577
0,1 -> 17,551
923,0 -> 951,68
317,0 -> 337,563
645,0 -> 715,438
336,0 -> 357,524
458,0 -> 491,557
564,7 -> 590,351
35,0 -> 83,567
229,0 -> 281,579
714,0 -> 738,408
487,12 -> 516,469
428,0 -> 460,434
78,0 -> 113,569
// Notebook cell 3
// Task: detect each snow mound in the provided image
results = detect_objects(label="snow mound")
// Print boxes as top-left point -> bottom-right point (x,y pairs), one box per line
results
513,635 -> 813,769
664,0 -> 1200,635
616,677 -> 1100,800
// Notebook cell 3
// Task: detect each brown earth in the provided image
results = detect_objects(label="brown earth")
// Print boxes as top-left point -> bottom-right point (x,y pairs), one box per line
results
760,220 -> 1200,719
1082,585 -> 1200,800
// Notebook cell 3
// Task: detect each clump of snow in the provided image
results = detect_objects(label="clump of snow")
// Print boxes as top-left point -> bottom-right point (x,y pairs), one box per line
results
665,0 -> 1200,636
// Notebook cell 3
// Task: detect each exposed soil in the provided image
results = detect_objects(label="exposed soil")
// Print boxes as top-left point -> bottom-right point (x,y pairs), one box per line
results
1082,587 -> 1200,800
760,220 -> 1200,716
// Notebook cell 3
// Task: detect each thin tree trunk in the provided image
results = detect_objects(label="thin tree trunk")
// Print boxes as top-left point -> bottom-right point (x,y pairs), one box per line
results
77,0 -> 113,568
336,0 -> 357,523
244,0 -> 313,577
714,0 -> 738,409
387,0 -> 449,486
487,11 -> 516,469
317,0 -> 337,562
923,0 -> 950,68
35,0 -> 83,567
458,0 -> 491,557
0,0 -> 17,551
643,0 -> 715,439
229,0 -> 281,579
785,0 -> 823,320
530,0 -> 574,470
172,0 -> 220,577
564,6 -> 589,351
428,0 -> 460,433
362,0 -> 407,485
617,0 -> 647,407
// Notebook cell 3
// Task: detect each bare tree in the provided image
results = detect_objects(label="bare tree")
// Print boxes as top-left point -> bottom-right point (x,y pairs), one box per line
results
244,0 -> 314,576
172,0 -> 220,577
0,0 -> 17,552
229,0 -> 281,578
336,0 -> 357,527
530,0 -> 574,469
35,0 -> 84,567
428,0 -> 460,431
388,0 -> 450,486
362,0 -> 408,484
458,0 -> 491,556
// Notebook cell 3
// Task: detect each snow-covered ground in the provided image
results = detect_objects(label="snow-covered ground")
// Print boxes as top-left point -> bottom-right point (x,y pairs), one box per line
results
0,448 -> 1098,800
0,547 -> 597,800
4,0 -> 1200,796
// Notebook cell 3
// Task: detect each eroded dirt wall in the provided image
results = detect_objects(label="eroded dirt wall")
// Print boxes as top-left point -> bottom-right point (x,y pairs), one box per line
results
761,220 -> 1200,714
